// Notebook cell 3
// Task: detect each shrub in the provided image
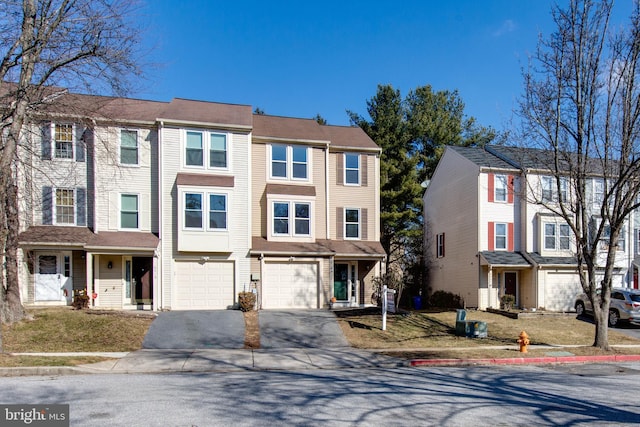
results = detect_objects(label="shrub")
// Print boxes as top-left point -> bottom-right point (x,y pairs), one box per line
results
428,290 -> 464,309
238,291 -> 256,312
72,291 -> 90,309
500,294 -> 516,311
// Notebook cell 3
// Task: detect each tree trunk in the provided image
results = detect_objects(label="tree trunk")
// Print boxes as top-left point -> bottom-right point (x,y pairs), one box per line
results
1,174 -> 25,325
592,305 -> 611,350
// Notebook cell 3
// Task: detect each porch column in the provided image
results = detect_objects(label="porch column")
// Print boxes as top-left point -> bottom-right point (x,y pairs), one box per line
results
85,252 -> 93,308
487,265 -> 493,309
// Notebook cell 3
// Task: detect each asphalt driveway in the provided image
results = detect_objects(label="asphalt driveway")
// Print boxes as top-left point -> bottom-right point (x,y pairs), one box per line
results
259,310 -> 349,349
142,310 -> 245,349
142,309 -> 349,350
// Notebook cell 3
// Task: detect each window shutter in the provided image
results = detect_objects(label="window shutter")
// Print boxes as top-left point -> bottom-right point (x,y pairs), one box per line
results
361,155 -> 368,187
336,207 -> 343,239
76,187 -> 86,226
488,173 -> 494,202
109,192 -> 118,230
41,123 -> 52,160
140,193 -> 150,231
361,208 -> 368,240
508,222 -> 514,251
442,232 -> 445,257
75,126 -> 85,162
336,153 -> 343,185
42,186 -> 53,224
488,221 -> 495,251
507,175 -> 514,203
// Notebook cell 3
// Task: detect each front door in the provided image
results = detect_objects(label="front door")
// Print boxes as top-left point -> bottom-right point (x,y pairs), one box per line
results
35,252 -> 72,303
334,262 -> 357,304
504,271 -> 517,301
133,257 -> 153,307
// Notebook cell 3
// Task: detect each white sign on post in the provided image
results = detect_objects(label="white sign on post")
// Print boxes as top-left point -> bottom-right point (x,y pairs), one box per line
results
381,285 -> 396,331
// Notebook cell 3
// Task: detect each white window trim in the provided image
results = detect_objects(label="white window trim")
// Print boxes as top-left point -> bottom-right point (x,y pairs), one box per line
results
52,122 -> 75,160
119,129 -> 140,167
267,144 -> 311,182
436,233 -> 445,258
270,200 -> 312,237
344,207 -> 361,240
183,129 -> 231,172
494,174 -> 507,202
183,191 -> 204,231
344,153 -> 360,186
495,222 -> 507,250
119,193 -> 140,230
53,187 -> 76,226
207,192 -> 229,231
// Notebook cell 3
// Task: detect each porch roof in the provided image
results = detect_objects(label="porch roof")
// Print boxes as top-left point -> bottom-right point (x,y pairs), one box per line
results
528,252 -> 577,266
250,237 -> 386,258
18,226 -> 159,250
479,251 -> 531,267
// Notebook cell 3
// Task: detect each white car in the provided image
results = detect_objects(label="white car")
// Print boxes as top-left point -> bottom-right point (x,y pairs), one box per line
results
574,288 -> 640,327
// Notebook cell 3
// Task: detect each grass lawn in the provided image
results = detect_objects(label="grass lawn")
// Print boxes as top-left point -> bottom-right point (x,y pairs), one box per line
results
335,308 -> 640,360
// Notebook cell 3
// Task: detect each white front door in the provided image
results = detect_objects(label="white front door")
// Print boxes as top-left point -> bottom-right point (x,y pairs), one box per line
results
35,252 -> 72,303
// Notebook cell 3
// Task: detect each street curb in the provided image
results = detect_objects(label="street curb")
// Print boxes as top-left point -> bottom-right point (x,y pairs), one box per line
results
410,354 -> 640,367
0,366 -> 87,377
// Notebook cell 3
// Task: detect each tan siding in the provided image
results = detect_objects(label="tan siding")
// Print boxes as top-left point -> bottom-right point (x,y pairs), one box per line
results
252,142 -> 267,237
96,257 -> 123,308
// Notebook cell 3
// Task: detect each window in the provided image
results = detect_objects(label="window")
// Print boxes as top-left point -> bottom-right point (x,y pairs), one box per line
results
495,223 -> 507,250
209,133 -> 227,168
594,179 -> 605,205
602,225 -> 625,251
208,194 -> 227,229
636,229 -> 640,254
559,178 -> 568,202
345,153 -> 360,185
186,131 -> 204,166
55,189 -> 75,224
345,208 -> 360,239
184,193 -> 203,229
541,176 -> 554,202
55,124 -> 73,159
436,233 -> 445,258
270,145 -> 309,180
544,223 -> 570,250
120,130 -> 138,165
272,201 -> 311,236
120,194 -> 139,229
495,175 -> 507,202
273,202 -> 289,234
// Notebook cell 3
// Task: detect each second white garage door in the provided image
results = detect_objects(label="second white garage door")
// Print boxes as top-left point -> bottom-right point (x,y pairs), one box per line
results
263,262 -> 318,309
174,261 -> 234,310
544,272 -> 582,312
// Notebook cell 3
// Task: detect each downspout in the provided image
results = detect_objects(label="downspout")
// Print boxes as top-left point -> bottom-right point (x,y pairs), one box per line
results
157,121 -> 164,311
325,145 -> 330,239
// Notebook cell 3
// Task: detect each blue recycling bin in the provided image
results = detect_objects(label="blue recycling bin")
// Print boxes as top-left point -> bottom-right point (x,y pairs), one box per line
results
412,296 -> 422,310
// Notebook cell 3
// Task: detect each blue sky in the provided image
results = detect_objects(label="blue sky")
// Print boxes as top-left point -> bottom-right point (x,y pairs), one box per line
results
136,1 -> 631,133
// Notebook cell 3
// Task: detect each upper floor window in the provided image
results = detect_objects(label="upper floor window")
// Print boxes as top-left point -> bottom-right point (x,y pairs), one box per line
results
55,189 -> 75,224
495,175 -> 507,202
436,233 -> 445,258
495,223 -> 507,250
184,192 -> 203,229
120,194 -> 139,229
55,124 -> 74,159
544,223 -> 570,250
601,224 -> 625,252
272,201 -> 311,236
542,176 -> 568,203
209,194 -> 227,230
270,144 -> 309,181
636,229 -> 640,255
345,208 -> 360,239
120,130 -> 138,165
209,133 -> 227,168
594,179 -> 605,205
345,154 -> 360,185
186,131 -> 204,167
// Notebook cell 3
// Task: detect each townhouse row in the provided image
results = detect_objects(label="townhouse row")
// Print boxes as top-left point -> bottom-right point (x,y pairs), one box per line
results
424,145 -> 640,312
16,93 -> 385,311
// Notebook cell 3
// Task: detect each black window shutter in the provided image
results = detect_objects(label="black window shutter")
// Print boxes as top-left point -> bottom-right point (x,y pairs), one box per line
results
361,208 -> 368,240
361,155 -> 368,187
42,186 -> 53,224
41,122 -> 51,160
75,127 -> 85,162
76,187 -> 86,226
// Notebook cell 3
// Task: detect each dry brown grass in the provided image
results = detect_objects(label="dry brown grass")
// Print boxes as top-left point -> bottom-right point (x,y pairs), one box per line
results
335,308 -> 640,359
1,307 -> 155,353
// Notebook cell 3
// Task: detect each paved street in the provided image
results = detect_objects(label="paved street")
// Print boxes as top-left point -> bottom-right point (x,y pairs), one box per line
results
2,363 -> 640,426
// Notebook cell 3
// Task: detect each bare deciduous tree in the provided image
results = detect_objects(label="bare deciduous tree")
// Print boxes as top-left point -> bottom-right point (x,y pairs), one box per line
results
0,0 -> 145,327
520,0 -> 640,349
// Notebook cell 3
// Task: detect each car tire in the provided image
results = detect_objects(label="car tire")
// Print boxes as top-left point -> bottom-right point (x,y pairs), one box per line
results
576,301 -> 585,317
609,309 -> 620,327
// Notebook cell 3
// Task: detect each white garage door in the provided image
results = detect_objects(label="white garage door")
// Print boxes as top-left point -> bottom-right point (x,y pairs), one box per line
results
263,262 -> 318,309
545,272 -> 582,312
174,261 -> 234,309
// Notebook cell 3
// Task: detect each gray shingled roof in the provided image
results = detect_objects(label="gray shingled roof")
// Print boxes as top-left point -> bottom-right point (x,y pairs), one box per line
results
450,146 -> 518,170
528,252 -> 577,265
480,251 -> 531,266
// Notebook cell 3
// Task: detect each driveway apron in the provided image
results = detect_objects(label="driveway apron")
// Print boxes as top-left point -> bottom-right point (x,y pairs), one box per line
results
142,310 -> 245,349
258,310 -> 349,349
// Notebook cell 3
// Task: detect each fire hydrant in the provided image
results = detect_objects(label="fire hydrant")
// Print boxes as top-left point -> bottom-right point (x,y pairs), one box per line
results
518,330 -> 530,353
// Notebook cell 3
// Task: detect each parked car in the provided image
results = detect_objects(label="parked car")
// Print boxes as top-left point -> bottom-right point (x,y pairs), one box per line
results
574,288 -> 640,327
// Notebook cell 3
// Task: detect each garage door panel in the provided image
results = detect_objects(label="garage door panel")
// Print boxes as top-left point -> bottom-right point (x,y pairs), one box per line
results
263,262 -> 318,309
174,261 -> 234,310
545,272 -> 582,312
